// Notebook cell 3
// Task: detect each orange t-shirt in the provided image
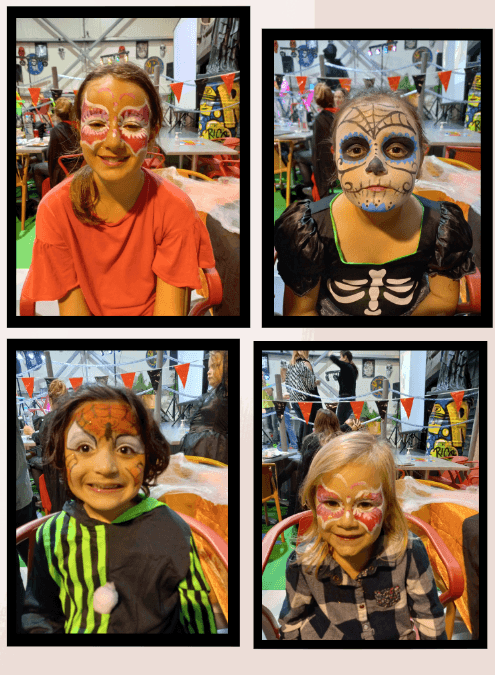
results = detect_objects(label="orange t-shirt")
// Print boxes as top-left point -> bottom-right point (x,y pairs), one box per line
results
22,168 -> 215,316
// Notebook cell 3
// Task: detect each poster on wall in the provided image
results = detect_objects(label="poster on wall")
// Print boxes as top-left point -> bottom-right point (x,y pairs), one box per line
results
362,359 -> 375,378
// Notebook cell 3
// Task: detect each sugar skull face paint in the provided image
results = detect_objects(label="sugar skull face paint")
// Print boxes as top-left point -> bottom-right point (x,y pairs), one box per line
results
316,463 -> 385,569
65,400 -> 146,523
335,101 -> 420,213
79,75 -> 155,185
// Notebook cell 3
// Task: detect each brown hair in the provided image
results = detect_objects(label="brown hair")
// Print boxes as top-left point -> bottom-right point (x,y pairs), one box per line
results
330,89 -> 428,183
314,83 -> 334,109
54,97 -> 74,121
70,63 -> 164,227
290,350 -> 310,365
340,350 -> 359,379
313,408 -> 342,440
209,350 -> 228,397
298,432 -> 409,576
44,384 -> 170,499
48,379 -> 68,408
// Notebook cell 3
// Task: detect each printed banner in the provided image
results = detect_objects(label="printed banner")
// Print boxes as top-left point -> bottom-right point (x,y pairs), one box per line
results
350,400 -> 364,419
273,401 -> 287,420
387,76 -> 401,91
174,363 -> 190,388
69,377 -> 83,391
438,70 -> 452,92
148,369 -> 162,392
298,401 -> 313,424
296,76 -> 307,94
400,397 -> 414,418
120,372 -> 135,389
170,82 -> 183,103
221,73 -> 236,96
21,377 -> 34,398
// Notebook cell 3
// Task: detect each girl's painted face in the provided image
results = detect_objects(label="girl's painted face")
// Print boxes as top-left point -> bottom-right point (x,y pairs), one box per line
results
64,400 -> 146,523
334,90 -> 345,109
316,463 -> 385,562
79,75 -> 155,183
207,358 -> 223,389
335,99 -> 420,213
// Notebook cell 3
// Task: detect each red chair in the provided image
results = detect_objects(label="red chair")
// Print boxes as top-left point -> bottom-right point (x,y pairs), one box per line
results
428,456 -> 470,489
38,474 -> 52,515
58,154 -> 85,176
456,267 -> 481,315
142,152 -> 166,169
17,510 -> 227,581
41,177 -> 51,198
262,510 -> 464,640
200,137 -> 240,175
311,173 -> 320,202
207,158 -> 240,179
445,146 -> 481,171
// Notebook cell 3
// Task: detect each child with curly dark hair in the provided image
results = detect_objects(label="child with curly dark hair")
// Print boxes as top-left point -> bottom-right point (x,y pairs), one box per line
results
22,384 -> 217,634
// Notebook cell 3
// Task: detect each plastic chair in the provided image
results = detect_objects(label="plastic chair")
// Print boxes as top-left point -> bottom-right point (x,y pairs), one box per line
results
456,267 -> 481,315
274,140 -> 293,207
426,456 -> 471,489
142,152 -> 166,169
261,463 -> 285,543
437,157 -> 478,171
184,455 -> 227,468
38,474 -> 52,515
176,169 -> 214,181
41,176 -> 51,198
17,509 -> 227,582
261,510 -> 464,640
57,154 -> 85,176
445,146 -> 481,171
207,159 -> 240,180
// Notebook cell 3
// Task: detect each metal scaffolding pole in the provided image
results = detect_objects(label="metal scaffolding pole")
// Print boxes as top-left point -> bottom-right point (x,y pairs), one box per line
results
154,351 -> 164,425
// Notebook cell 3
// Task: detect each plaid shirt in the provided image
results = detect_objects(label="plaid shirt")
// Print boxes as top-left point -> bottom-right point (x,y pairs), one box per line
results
279,532 -> 447,640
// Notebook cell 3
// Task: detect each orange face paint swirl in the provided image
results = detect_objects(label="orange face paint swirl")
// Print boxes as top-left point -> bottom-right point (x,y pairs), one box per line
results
70,402 -> 139,440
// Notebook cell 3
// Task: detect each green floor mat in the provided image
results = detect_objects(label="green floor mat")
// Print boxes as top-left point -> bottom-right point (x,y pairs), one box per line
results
262,503 -> 296,590
16,181 -> 38,268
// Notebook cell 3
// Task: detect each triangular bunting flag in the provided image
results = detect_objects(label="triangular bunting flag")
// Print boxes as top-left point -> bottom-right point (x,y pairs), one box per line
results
400,397 -> 414,418
73,89 -> 79,97
170,82 -> 183,103
350,401 -> 364,420
148,369 -> 162,392
221,73 -> 236,96
387,76 -> 401,91
376,400 -> 388,421
438,70 -> 451,92
324,402 -> 338,415
296,76 -> 307,94
21,377 -> 34,398
175,363 -> 190,388
298,402 -> 313,424
16,91 -> 23,102
412,74 -> 425,94
339,78 -> 351,92
273,401 -> 287,420
274,40 -> 279,54
28,87 -> 41,107
121,372 -> 135,389
451,390 -> 465,413
69,377 -> 83,391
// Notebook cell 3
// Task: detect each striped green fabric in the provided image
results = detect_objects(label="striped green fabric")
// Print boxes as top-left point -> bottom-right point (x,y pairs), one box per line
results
178,536 -> 217,634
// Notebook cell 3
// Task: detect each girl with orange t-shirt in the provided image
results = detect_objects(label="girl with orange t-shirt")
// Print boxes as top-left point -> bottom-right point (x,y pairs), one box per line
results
23,63 -> 215,316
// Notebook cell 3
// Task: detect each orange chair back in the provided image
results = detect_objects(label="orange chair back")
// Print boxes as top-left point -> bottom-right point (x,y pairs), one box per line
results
456,267 -> 481,315
445,146 -> 481,171
57,154 -> 85,176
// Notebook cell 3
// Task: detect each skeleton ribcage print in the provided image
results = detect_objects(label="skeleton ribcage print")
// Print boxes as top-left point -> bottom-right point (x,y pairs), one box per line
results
327,268 -> 418,316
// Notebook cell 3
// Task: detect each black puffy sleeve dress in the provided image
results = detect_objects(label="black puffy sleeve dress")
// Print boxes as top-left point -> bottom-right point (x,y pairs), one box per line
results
178,388 -> 228,465
274,194 -> 475,316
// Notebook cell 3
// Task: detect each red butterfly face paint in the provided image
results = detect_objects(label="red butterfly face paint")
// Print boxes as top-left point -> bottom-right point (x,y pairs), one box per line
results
315,463 -> 386,572
64,400 -> 146,523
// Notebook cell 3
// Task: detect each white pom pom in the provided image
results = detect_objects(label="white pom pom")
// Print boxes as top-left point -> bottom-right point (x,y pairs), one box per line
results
93,581 -> 119,614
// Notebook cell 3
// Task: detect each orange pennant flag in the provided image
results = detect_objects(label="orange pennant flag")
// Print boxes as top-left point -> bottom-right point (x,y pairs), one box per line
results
21,377 -> 35,398
298,401 -> 313,424
350,400 -> 364,419
438,70 -> 452,92
221,72 -> 236,96
121,372 -> 135,389
339,78 -> 351,92
69,377 -> 83,391
400,397 -> 414,418
387,76 -> 401,92
170,82 -> 183,103
296,76 -> 307,94
73,89 -> 79,97
29,87 -> 41,107
451,390 -> 464,413
174,363 -> 190,388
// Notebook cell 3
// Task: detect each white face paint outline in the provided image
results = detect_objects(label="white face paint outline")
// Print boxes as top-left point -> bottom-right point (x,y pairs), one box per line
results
80,93 -> 151,157
335,101 -> 420,213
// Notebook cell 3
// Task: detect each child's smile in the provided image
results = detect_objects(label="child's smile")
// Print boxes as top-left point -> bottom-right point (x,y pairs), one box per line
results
65,401 -> 146,523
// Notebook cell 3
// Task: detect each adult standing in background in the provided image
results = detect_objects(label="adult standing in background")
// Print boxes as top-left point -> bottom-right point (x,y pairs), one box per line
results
330,350 -> 358,425
311,83 -> 337,200
285,351 -> 322,447
262,371 -> 280,447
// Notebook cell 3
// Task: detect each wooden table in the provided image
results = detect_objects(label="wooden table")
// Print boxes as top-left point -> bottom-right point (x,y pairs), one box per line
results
395,452 -> 473,480
157,128 -> 238,172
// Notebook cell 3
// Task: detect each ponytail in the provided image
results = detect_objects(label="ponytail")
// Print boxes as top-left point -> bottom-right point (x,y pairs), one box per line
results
69,166 -> 107,228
